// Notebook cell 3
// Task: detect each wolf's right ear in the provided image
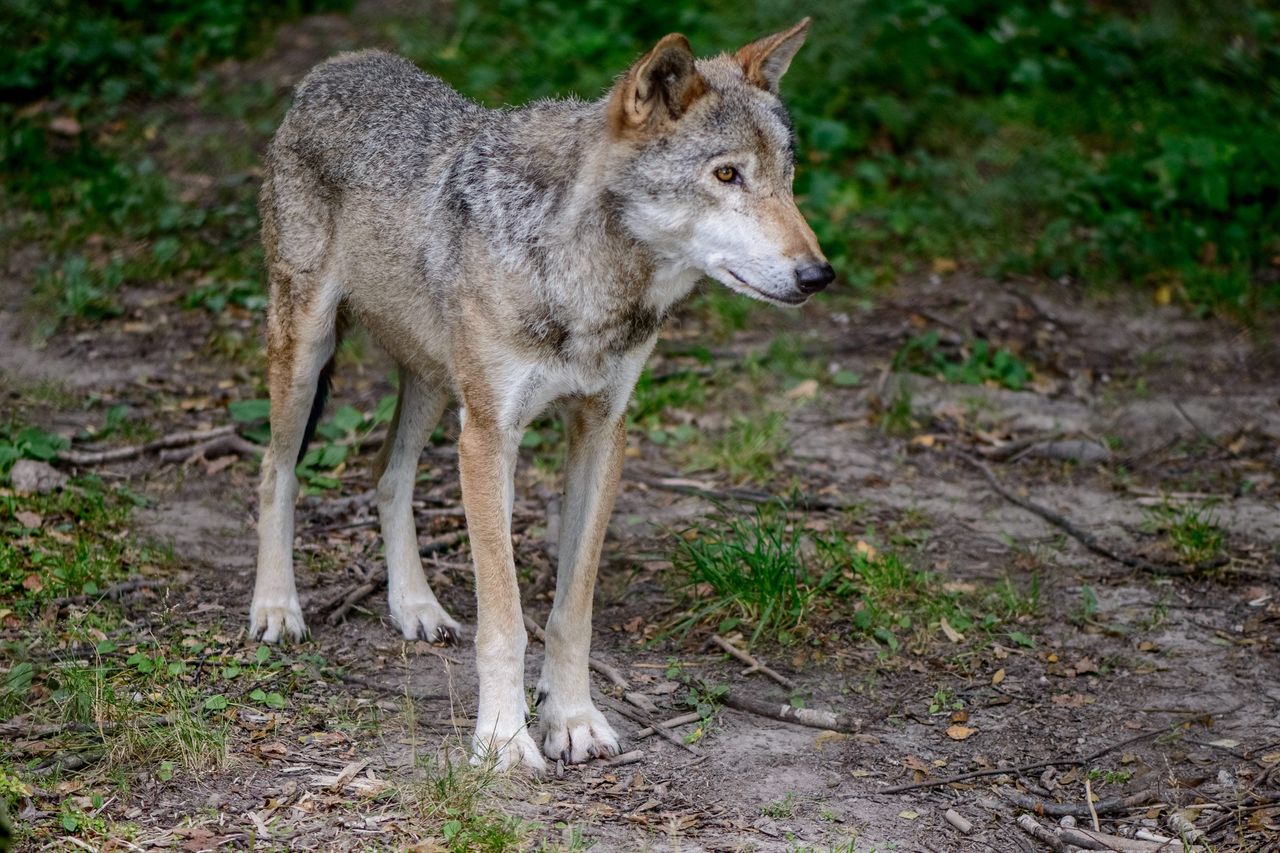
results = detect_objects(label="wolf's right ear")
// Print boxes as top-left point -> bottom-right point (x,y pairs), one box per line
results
608,33 -> 706,137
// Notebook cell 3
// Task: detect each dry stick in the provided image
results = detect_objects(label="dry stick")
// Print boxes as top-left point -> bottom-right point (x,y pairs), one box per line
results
56,425 -> 237,465
156,433 -> 261,464
323,532 -> 467,622
1058,827 -> 1171,853
1084,777 -> 1101,832
603,696 -> 701,756
522,615 -> 628,691
634,474 -> 857,512
709,634 -> 796,690
879,733 -> 1136,796
1015,814 -> 1072,852
720,691 -> 859,734
53,576 -> 168,609
958,453 -> 1217,577
997,787 -> 1156,818
635,712 -> 703,739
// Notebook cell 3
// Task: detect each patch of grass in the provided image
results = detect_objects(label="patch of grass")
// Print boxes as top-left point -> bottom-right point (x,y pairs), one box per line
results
1145,501 -> 1226,566
875,379 -> 920,437
670,502 -> 1023,653
0,476 -> 155,616
894,330 -> 1032,391
761,791 -> 799,819
628,366 -> 707,445
685,411 -> 787,486
408,753 -> 527,853
671,503 -> 817,646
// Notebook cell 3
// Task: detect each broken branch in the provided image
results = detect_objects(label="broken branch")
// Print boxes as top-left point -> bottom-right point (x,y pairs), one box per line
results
57,425 -> 237,465
709,634 -> 796,690
720,691 -> 859,734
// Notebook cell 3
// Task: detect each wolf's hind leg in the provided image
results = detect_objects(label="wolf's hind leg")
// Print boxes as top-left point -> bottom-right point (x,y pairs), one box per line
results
536,400 -> 624,764
250,290 -> 340,643
374,368 -> 461,643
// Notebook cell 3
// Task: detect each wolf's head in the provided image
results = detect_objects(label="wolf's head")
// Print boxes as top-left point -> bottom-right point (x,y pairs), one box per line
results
607,19 -> 833,306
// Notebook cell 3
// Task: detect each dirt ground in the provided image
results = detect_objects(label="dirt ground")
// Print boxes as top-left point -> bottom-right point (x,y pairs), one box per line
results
4,7 -> 1280,853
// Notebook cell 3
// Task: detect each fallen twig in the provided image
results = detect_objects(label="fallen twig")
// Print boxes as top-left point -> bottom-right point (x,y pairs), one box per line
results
958,453 -> 1224,577
1084,777 -> 1101,831
633,474 -> 857,511
157,433 -> 261,464
57,425 -> 237,465
997,786 -> 1155,818
53,576 -> 168,609
944,809 -> 973,834
607,749 -> 645,767
1015,814 -> 1071,851
635,712 -> 702,739
523,615 -> 628,690
709,634 -> 796,690
1058,826 -> 1172,852
720,691 -> 859,734
602,697 -> 701,756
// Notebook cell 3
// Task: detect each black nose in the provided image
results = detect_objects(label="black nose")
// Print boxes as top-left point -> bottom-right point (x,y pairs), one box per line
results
795,262 -> 835,294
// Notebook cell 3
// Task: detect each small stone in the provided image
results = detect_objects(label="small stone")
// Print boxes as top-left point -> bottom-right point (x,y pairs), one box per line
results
10,460 -> 68,495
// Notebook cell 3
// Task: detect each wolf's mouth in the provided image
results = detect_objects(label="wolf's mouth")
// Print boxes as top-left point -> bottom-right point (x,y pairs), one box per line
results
725,269 -> 807,306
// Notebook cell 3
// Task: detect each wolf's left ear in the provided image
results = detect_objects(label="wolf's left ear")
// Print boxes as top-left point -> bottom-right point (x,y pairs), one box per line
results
609,33 -> 707,136
736,17 -> 810,94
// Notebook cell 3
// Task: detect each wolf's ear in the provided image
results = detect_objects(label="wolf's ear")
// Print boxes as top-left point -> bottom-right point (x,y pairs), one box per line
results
609,33 -> 706,136
735,17 -> 810,94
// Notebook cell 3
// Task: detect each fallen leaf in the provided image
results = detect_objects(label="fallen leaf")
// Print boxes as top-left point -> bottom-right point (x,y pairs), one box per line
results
940,617 -> 964,643
49,115 -> 81,135
910,433 -> 937,448
902,755 -> 931,774
815,731 -> 848,751
946,725 -> 977,741
855,540 -> 877,559
932,257 -> 958,274
786,378 -> 819,400
992,668 -> 1006,685
15,511 -> 42,528
1208,738 -> 1241,749
899,809 -> 919,820
22,574 -> 42,592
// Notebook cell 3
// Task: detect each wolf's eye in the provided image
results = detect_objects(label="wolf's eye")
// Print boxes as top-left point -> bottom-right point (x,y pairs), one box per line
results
714,166 -> 738,183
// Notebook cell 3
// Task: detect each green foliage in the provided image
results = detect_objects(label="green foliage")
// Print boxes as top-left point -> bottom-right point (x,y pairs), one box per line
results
894,331 -> 1031,390
686,411 -> 788,486
0,424 -> 69,474
0,477 -> 145,614
672,503 -> 819,646
389,0 -> 1278,316
1146,501 -> 1226,566
411,755 -> 526,852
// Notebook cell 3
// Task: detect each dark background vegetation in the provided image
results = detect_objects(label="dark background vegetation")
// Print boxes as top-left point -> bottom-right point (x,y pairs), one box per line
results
2,0 -> 1278,340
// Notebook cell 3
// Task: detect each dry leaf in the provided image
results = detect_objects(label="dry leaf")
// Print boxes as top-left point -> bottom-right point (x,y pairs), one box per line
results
946,725 -> 977,740
855,540 -> 877,559
899,809 -> 920,820
22,574 -> 42,592
49,115 -> 81,135
932,257 -> 958,274
786,379 -> 819,400
15,511 -> 42,528
814,731 -> 848,751
992,668 -> 1006,685
940,617 -> 964,643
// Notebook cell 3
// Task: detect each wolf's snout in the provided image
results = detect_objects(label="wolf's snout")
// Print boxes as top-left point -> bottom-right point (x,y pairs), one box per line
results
795,262 -> 835,294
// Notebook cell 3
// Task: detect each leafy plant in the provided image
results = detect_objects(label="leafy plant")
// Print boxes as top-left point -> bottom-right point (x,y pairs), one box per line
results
894,331 -> 1032,390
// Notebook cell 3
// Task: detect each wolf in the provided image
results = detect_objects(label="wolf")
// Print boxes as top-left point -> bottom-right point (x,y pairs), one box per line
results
248,18 -> 832,772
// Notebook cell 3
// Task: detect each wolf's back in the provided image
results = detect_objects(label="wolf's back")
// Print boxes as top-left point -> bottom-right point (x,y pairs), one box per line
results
272,50 -> 488,194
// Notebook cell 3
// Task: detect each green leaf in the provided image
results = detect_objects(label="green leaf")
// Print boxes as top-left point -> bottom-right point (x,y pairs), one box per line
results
229,398 -> 271,423
1008,630 -> 1035,648
832,370 -> 861,387
263,692 -> 285,709
203,694 -> 228,710
255,646 -> 270,664
520,429 -> 543,448
157,759 -> 174,782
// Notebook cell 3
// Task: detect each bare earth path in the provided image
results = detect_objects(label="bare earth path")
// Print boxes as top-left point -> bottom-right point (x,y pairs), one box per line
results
2,8 -> 1279,852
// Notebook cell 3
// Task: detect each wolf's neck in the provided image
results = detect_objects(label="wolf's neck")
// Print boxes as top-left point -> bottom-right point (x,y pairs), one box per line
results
484,100 -> 699,312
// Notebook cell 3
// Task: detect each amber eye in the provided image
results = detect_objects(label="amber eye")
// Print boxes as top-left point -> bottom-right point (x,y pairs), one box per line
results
714,165 -> 738,183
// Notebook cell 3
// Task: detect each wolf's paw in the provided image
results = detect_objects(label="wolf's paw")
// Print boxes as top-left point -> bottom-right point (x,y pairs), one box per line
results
249,596 -> 307,644
390,596 -> 461,644
538,698 -> 620,764
472,725 -> 547,774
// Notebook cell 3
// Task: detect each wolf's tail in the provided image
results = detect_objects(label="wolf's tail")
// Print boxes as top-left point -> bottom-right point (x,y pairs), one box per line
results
295,310 -> 348,464
296,356 -> 336,464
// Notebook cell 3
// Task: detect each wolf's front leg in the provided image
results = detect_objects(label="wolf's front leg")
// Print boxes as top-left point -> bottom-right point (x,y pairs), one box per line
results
536,402 -> 625,764
458,411 -> 545,773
